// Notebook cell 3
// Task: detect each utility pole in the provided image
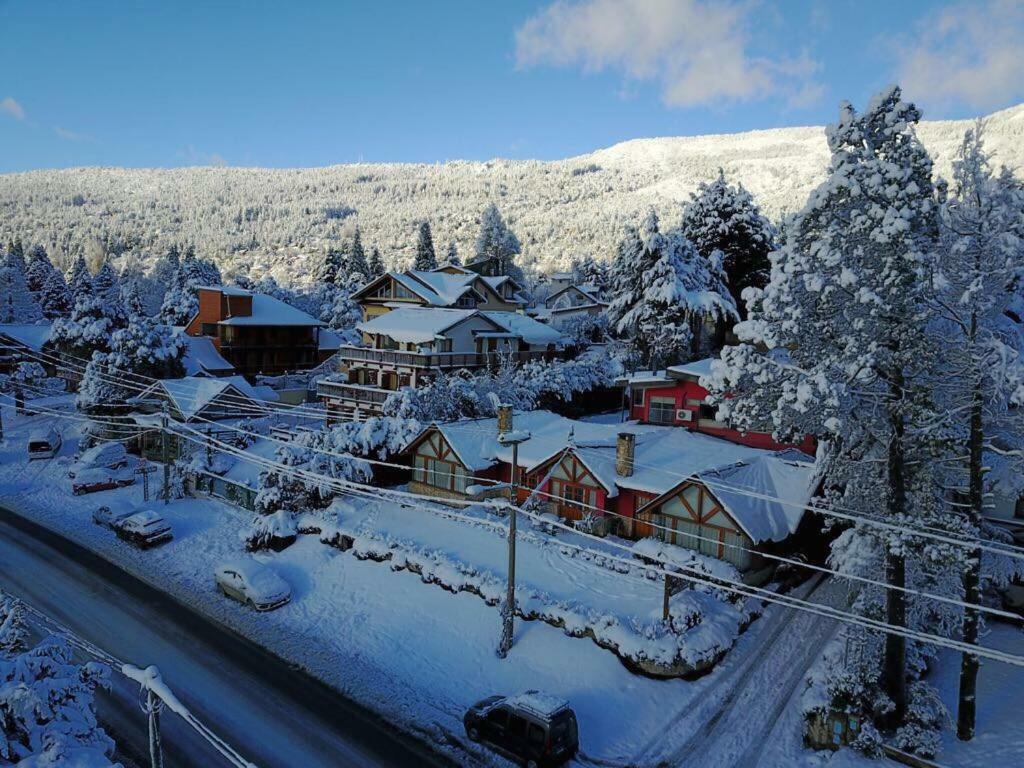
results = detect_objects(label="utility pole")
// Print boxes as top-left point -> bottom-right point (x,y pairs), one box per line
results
160,406 -> 170,505
497,406 -> 530,659
146,687 -> 164,768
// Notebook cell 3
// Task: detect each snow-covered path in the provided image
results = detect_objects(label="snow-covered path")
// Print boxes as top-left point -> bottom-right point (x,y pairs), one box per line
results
0,507 -> 453,768
631,576 -> 849,767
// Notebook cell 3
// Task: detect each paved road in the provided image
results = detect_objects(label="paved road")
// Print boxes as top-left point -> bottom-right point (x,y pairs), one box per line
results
0,507 -> 456,768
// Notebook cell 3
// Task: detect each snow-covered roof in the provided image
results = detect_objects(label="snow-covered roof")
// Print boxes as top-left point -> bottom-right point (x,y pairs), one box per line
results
216,292 -> 324,327
357,268 -> 524,309
357,307 -> 484,345
695,449 -> 817,544
137,375 -> 273,421
0,323 -> 52,351
198,285 -> 250,297
182,335 -> 234,377
545,284 -> 607,308
215,437 -> 281,489
482,311 -> 565,347
318,327 -> 343,351
615,370 -> 674,387
668,357 -> 716,381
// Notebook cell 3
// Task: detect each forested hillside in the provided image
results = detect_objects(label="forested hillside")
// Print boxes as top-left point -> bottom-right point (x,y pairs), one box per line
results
1,102 -> 1021,285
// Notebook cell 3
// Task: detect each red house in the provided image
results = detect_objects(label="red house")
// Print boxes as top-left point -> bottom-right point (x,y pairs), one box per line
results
617,357 -> 816,454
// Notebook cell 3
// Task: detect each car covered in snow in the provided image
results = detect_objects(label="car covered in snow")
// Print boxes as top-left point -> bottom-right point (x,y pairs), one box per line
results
215,560 -> 291,611
116,510 -> 173,548
71,466 -> 135,495
91,505 -> 137,529
464,690 -> 578,767
69,442 -> 128,478
27,428 -> 62,460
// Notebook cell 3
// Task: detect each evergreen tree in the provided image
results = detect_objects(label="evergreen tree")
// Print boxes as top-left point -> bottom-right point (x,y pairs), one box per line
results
315,247 -> 344,284
91,260 -> 121,305
413,221 -> 438,270
569,254 -> 609,295
347,229 -> 369,284
25,245 -> 55,294
680,169 -> 776,318
51,292 -> 128,361
444,241 -> 460,267
368,246 -> 385,278
38,266 -> 73,319
0,248 -> 44,323
472,203 -> 521,276
66,255 -> 93,298
707,88 -> 941,724
931,127 -> 1024,740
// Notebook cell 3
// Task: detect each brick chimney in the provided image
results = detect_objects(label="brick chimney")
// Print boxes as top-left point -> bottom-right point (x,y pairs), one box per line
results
616,432 -> 635,477
497,404 -> 513,435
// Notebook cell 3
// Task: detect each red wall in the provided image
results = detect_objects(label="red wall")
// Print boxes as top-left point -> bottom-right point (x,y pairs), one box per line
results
629,378 -> 816,454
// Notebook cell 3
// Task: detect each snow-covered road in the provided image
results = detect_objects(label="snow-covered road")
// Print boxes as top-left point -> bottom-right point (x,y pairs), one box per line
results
0,507 -> 453,768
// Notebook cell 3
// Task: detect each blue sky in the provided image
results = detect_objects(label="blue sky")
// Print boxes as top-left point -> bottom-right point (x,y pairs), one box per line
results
1,0 -> 1022,172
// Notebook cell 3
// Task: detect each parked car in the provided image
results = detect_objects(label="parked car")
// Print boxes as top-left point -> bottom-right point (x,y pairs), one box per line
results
72,467 -> 135,495
92,505 -> 137,529
116,510 -> 173,548
464,691 -> 578,767
214,560 -> 291,611
69,442 -> 128,479
27,428 -> 62,460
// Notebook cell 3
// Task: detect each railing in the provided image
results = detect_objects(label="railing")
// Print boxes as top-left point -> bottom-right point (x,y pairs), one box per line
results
316,381 -> 391,405
335,345 -> 564,369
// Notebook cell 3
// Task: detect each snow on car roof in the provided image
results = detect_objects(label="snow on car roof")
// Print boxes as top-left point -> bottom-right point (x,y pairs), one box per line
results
127,509 -> 165,526
216,293 -> 325,327
357,307 -> 482,344
504,690 -> 570,718
28,427 -> 59,441
79,441 -> 126,463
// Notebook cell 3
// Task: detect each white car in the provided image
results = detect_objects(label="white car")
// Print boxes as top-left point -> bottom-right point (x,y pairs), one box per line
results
92,505 -> 137,529
215,560 -> 291,611
69,442 -> 128,479
116,510 -> 173,548
27,428 -> 62,460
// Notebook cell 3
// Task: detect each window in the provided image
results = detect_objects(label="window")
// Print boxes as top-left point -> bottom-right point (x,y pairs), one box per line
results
486,708 -> 508,728
200,323 -> 217,336
527,724 -> 546,745
507,715 -> 528,741
561,484 -> 588,507
649,396 -> 676,424
699,403 -> 725,426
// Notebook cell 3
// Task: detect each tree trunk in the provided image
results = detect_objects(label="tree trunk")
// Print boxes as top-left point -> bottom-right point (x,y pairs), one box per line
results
883,375 -> 908,726
957,341 -> 984,741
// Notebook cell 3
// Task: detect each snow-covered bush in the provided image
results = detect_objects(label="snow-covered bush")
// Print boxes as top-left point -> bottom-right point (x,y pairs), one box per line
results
0,599 -> 116,767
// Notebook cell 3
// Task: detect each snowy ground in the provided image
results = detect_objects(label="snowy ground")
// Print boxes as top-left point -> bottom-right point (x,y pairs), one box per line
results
2,405 -> 1021,767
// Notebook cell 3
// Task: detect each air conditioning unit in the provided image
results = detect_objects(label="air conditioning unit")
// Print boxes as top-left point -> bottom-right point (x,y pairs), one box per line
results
675,409 -> 692,422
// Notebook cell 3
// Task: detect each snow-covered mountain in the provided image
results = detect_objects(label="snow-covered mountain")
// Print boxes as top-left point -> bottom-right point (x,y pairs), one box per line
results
2,103 -> 1022,283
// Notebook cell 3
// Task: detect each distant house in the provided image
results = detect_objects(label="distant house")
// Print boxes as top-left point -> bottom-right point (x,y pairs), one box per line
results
617,357 -> 817,454
399,408 -> 819,579
132,375 -> 276,423
352,265 -> 526,323
184,286 -> 337,379
317,307 -> 564,421
0,323 -> 53,375
531,284 -> 608,329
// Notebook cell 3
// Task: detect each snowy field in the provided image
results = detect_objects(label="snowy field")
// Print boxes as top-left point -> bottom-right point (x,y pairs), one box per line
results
1,406 -> 1021,767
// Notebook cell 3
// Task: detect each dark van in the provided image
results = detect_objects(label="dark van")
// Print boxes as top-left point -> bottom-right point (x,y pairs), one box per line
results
464,690 -> 578,767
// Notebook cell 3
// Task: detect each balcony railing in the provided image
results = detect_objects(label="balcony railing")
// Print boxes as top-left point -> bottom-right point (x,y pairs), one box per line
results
335,345 -> 563,369
317,381 -> 391,405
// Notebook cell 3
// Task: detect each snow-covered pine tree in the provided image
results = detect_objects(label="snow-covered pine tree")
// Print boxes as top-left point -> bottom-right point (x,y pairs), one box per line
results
606,222 -> 647,336
368,246 -> 385,278
315,247 -> 344,284
66,254 -> 93,298
570,254 -> 609,295
347,229 -> 370,285
51,291 -> 129,361
78,315 -> 186,415
25,245 -> 54,294
608,211 -> 736,367
471,203 -> 521,277
0,246 -> 44,323
37,266 -> 73,319
680,169 -> 776,318
414,221 -> 438,270
930,126 -> 1024,740
444,241 -> 460,267
706,87 -> 941,723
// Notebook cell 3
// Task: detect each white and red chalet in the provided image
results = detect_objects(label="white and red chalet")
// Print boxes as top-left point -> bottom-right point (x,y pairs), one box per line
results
401,409 -> 819,580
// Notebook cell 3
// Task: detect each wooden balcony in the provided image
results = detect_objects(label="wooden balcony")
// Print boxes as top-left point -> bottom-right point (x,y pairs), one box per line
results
334,345 -> 563,370
316,380 -> 392,406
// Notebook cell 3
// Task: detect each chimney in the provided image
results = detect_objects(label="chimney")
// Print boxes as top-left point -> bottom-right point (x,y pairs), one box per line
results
497,404 -> 513,436
616,432 -> 635,477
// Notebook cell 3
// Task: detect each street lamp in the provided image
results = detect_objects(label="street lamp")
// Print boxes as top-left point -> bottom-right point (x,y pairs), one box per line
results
497,422 -> 530,659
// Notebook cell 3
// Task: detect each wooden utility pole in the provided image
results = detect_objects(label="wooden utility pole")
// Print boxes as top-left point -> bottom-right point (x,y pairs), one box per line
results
146,687 -> 164,768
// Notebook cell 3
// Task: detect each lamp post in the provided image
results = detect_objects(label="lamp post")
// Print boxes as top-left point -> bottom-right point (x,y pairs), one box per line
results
497,424 -> 530,659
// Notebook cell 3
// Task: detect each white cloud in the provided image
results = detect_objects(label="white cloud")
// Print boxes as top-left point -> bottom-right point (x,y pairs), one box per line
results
1,96 -> 25,120
54,126 -> 91,142
513,0 -> 820,108
893,0 -> 1024,112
